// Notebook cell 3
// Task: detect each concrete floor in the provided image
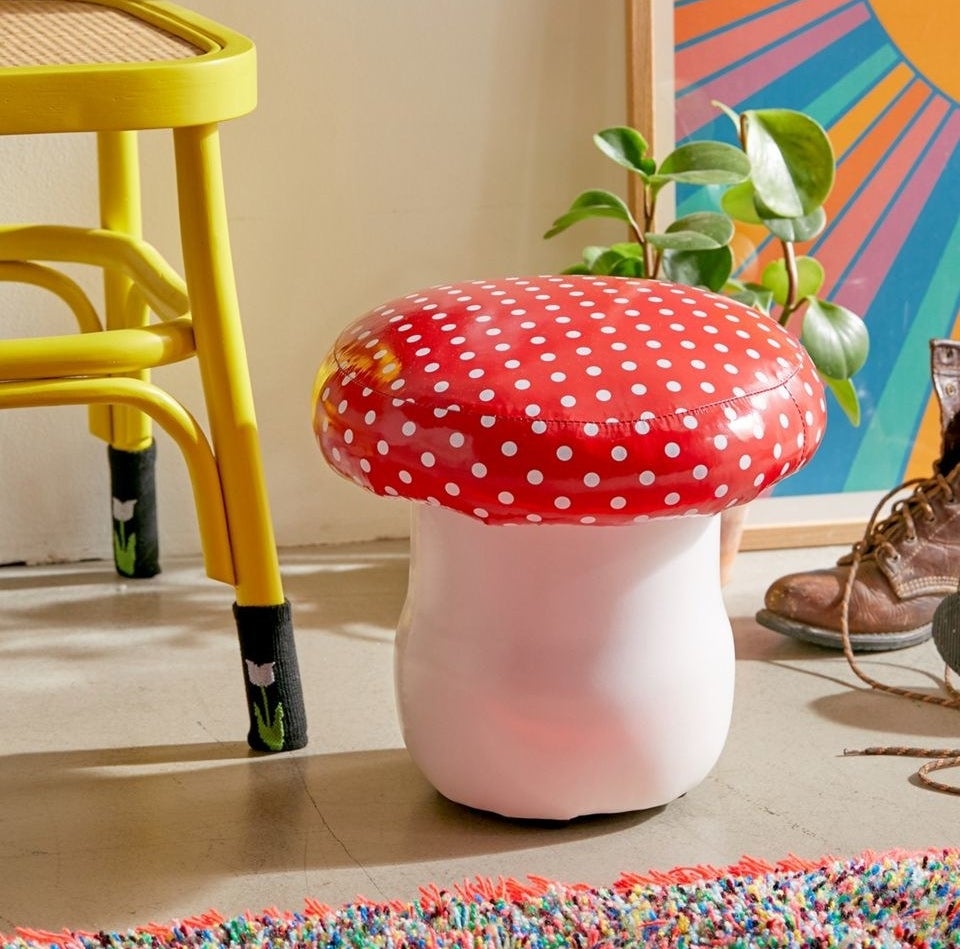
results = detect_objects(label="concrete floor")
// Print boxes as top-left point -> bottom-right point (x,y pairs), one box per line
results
1,538 -> 958,934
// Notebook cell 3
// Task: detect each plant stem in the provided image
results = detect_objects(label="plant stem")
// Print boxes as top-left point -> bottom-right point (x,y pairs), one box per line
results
642,187 -> 657,276
779,239 -> 799,325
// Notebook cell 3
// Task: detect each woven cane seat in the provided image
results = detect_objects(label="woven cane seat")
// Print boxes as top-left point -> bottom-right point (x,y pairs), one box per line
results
0,0 -> 255,133
0,0 -> 201,67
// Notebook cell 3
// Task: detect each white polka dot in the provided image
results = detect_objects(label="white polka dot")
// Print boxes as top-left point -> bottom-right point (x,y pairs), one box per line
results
449,432 -> 465,448
583,472 -> 601,487
753,473 -> 765,488
527,469 -> 544,485
376,440 -> 390,455
666,381 -> 682,392
580,516 -> 597,525
634,420 -> 650,435
525,404 -> 542,418
551,371 -> 567,382
473,508 -> 489,518
364,411 -> 377,425
583,423 -> 600,437
337,399 -> 348,414
531,420 -> 548,434
501,441 -> 518,457
556,446 -> 573,461
526,514 -> 543,523
471,463 -> 487,478
610,496 -> 627,510
561,395 -> 577,408
693,465 -> 708,480
398,470 -> 413,484
739,454 -> 752,470
611,446 -> 628,462
433,380 -> 449,393
683,416 -> 698,430
445,482 -> 461,496
715,484 -> 729,498
421,451 -> 436,468
714,435 -> 728,450
401,421 -> 416,437
639,470 -> 655,486
665,442 -> 680,458
554,496 -> 572,510
631,383 -> 648,396
498,491 -> 514,505
384,486 -> 399,496
664,492 -> 681,506
468,368 -> 485,379
479,389 -> 495,402
343,429 -> 354,444
596,389 -> 612,402
773,443 -> 782,459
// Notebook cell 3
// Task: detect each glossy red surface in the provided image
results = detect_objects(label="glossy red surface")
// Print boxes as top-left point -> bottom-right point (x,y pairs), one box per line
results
313,275 -> 826,524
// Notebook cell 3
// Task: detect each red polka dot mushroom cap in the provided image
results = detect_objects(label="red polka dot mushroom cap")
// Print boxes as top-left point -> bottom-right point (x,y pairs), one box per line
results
313,275 -> 826,525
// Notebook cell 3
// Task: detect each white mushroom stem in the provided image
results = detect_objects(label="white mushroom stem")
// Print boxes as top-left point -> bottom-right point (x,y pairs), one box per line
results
395,504 -> 736,820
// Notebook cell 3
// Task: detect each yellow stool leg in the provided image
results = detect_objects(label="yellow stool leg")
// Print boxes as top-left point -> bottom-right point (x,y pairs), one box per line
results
173,122 -> 306,752
94,131 -> 161,578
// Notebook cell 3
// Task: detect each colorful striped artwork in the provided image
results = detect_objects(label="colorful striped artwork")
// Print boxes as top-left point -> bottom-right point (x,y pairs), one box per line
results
674,0 -> 960,496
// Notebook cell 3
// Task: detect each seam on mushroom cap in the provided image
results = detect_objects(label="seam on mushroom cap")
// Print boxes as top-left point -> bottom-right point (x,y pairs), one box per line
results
328,353 -> 807,431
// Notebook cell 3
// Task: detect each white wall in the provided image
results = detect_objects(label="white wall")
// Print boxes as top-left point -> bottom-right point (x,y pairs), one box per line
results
0,1 -> 628,564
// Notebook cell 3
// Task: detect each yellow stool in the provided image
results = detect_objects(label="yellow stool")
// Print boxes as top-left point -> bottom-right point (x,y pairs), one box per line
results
0,0 -> 307,752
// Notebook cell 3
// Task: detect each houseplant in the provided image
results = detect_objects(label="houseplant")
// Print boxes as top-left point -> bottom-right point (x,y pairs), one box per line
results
544,102 -> 870,576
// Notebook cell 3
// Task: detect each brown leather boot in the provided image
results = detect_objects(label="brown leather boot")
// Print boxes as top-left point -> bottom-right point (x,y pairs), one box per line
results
756,339 -> 960,651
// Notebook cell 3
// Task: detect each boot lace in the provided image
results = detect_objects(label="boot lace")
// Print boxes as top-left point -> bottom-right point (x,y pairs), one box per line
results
842,470 -> 959,567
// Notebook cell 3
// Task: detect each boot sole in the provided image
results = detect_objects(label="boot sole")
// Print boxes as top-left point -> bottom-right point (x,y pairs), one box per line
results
755,609 -> 932,652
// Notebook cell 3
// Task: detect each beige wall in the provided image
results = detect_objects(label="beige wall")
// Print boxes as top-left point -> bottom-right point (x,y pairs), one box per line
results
0,1 -> 629,564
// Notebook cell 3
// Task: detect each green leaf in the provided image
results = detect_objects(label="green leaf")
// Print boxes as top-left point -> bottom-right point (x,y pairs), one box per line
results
593,127 -> 655,176
800,297 -> 869,380
589,243 -> 645,277
561,263 -> 593,275
646,212 -> 734,251
762,206 -> 827,242
741,108 -> 835,217
661,245 -> 734,291
821,374 -> 861,426
720,181 -> 763,224
543,189 -> 636,239
654,141 -> 751,185
761,256 -> 825,305
724,279 -> 774,315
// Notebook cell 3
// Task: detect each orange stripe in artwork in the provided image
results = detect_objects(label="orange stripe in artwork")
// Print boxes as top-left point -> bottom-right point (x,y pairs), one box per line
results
675,0 -> 787,47
826,79 -> 929,226
817,91 -> 947,297
904,308 -> 960,481
676,0 -> 848,88
828,62 -> 914,159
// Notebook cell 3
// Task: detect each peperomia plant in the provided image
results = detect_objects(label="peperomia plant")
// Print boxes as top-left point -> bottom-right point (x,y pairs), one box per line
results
544,103 -> 869,425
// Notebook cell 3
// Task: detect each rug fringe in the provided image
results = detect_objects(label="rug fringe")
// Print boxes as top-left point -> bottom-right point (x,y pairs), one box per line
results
8,846 -> 958,947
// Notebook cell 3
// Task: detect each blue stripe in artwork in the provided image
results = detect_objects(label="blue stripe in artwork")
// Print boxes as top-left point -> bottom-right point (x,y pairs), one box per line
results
825,93 -> 941,289
677,0 -> 872,103
845,212 -> 960,491
675,0 -> 808,52
775,135 -> 960,495
803,45 -> 900,129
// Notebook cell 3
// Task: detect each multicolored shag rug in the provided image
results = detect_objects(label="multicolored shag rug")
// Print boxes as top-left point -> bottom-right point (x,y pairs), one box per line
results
4,849 -> 958,948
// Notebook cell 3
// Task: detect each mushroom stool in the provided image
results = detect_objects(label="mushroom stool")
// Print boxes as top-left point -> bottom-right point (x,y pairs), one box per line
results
313,275 -> 826,819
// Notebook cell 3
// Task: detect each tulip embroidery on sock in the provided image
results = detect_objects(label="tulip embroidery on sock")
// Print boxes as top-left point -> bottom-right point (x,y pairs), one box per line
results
245,660 -> 285,751
111,497 -> 138,577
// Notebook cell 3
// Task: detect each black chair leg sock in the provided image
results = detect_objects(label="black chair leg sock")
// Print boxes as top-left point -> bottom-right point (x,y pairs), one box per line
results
235,599 -> 308,751
108,442 -> 161,578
